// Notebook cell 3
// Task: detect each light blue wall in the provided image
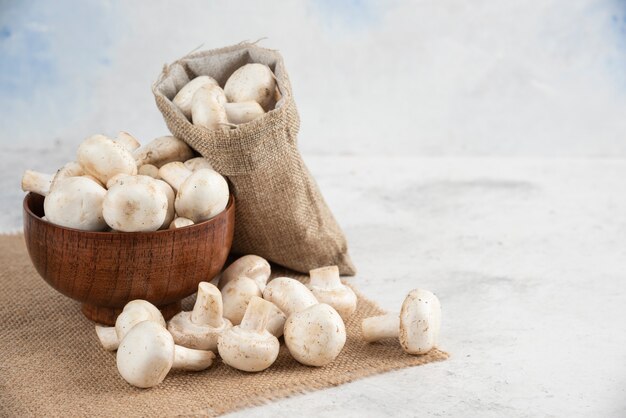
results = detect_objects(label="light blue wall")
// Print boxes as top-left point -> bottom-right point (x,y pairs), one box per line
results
1,0 -> 626,157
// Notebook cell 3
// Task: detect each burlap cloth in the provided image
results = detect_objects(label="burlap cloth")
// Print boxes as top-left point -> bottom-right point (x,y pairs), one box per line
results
0,234 -> 448,417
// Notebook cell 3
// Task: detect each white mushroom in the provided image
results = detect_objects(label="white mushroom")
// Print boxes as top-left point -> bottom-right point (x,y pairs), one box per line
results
191,84 -> 229,130
102,175 -> 168,232
224,63 -> 277,111
362,289 -> 441,355
306,265 -> 357,320
169,217 -> 194,229
82,174 -> 105,187
221,276 -> 286,337
21,162 -> 85,196
158,161 -> 191,193
167,282 -> 232,351
95,299 -> 167,351
284,303 -> 346,367
184,157 -> 213,172
224,101 -> 265,125
173,76 -> 219,119
262,277 -> 318,317
77,134 -> 137,184
217,296 -> 280,372
264,301 -> 287,338
221,276 -> 261,325
43,176 -> 107,231
159,164 -> 229,221
94,326 -> 119,351
133,136 -> 194,168
21,170 -> 53,196
52,161 -> 85,186
218,255 -> 271,292
175,168 -> 229,223
138,164 -> 159,178
155,179 -> 176,229
117,321 -> 215,388
105,173 -> 131,189
115,131 -> 141,152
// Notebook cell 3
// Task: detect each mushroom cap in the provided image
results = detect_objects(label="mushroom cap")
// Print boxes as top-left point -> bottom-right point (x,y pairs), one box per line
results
138,164 -> 160,178
262,277 -> 318,317
116,321 -> 174,388
217,326 -> 279,372
224,101 -> 265,125
184,157 -> 214,172
399,289 -> 441,355
115,300 -> 166,341
158,161 -> 192,192
123,299 -> 165,321
221,276 -> 262,325
43,176 -> 107,231
284,303 -> 346,367
77,134 -> 137,184
51,161 -> 85,189
306,285 -> 357,321
154,179 -> 176,229
102,175 -> 169,232
224,63 -> 277,111
169,217 -> 194,229
133,136 -> 194,168
115,131 -> 141,152
191,84 -> 228,130
173,76 -> 219,119
218,255 -> 271,292
174,168 -> 229,223
168,311 -> 232,351
105,173 -> 131,189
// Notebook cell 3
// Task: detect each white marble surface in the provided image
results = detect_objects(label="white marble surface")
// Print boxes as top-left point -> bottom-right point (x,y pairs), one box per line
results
3,155 -> 625,416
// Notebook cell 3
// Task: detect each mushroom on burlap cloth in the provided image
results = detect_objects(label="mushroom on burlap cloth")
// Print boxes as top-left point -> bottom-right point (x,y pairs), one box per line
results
152,42 -> 356,275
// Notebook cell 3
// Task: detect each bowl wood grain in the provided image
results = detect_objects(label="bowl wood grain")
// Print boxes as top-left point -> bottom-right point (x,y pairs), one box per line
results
23,192 -> 235,325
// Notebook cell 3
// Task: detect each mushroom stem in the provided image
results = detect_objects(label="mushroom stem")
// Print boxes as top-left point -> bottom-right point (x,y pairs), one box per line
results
95,325 -> 119,351
309,265 -> 341,288
172,345 -> 216,371
21,170 -> 53,196
191,282 -> 224,328
239,297 -> 272,333
361,313 -> 400,342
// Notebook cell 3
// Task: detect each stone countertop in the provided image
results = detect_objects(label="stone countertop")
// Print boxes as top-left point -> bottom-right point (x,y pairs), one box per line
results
3,154 -> 625,417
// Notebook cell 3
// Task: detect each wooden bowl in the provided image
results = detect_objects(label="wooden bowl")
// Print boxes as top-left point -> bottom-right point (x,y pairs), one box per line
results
23,192 -> 235,325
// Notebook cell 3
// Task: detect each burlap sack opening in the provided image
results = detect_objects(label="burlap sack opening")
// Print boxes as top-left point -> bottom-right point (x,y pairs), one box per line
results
152,43 -> 356,276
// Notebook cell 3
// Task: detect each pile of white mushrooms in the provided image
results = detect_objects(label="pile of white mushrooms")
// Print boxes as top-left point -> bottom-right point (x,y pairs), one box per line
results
174,63 -> 279,129
95,255 -> 442,389
21,133 -> 229,231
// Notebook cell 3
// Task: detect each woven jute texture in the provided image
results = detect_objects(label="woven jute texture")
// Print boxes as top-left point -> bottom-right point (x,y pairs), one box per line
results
152,43 -> 356,276
0,234 -> 448,417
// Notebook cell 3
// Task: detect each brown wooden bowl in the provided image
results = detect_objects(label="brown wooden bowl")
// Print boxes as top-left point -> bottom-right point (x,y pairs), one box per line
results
23,192 -> 235,325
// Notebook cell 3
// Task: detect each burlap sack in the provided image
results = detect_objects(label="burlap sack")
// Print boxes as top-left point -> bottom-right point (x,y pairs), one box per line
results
152,43 -> 356,275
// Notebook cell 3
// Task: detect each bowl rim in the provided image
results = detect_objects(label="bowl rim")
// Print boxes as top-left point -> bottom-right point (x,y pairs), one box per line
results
23,192 -> 235,236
